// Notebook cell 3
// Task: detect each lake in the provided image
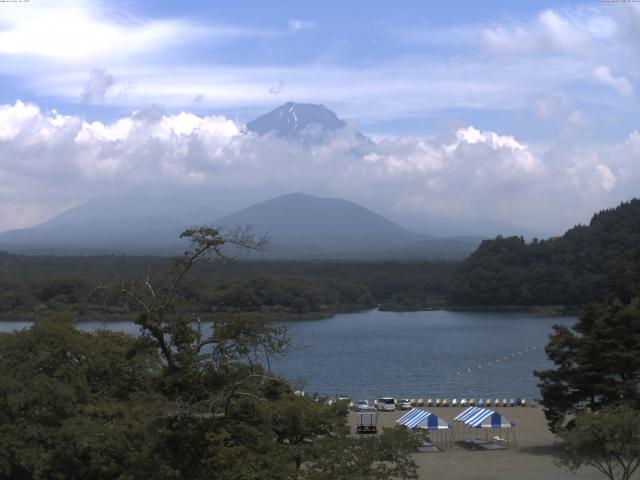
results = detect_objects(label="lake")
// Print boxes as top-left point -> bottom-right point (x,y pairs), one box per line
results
0,309 -> 575,403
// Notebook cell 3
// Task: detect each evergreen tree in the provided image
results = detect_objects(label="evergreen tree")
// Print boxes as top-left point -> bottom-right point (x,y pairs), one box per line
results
536,297 -> 640,432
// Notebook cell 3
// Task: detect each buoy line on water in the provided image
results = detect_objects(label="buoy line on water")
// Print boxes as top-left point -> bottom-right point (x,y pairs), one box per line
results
455,346 -> 539,376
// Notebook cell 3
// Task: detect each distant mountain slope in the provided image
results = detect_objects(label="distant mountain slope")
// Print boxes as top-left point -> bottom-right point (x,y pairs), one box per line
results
0,192 -> 225,254
0,190 -> 480,259
450,198 -> 640,306
40,192 -> 222,229
215,192 -> 425,255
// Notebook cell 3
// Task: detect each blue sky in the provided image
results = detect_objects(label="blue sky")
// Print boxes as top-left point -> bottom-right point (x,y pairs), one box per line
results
0,0 -> 639,232
2,0 -> 636,137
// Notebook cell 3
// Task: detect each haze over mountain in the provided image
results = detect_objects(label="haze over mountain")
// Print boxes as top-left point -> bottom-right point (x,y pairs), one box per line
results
2,1 -> 639,244
215,192 -> 422,257
0,100 -> 559,241
245,103 -> 552,239
40,193 -> 223,229
392,212 -> 553,240
0,191 -> 481,259
0,192 -> 226,254
0,104 -> 553,253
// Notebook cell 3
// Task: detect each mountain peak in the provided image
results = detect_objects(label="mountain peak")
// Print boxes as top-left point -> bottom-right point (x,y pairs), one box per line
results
246,102 -> 346,139
214,192 -> 424,256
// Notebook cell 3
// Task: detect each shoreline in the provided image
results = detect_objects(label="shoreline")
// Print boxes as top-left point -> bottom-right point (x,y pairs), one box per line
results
0,304 -> 580,323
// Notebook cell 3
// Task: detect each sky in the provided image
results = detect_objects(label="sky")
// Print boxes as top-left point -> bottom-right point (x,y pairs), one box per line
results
0,0 -> 639,234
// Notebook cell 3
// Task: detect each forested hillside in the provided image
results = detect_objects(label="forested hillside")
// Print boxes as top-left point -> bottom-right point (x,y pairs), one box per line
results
0,253 -> 455,319
450,199 -> 640,306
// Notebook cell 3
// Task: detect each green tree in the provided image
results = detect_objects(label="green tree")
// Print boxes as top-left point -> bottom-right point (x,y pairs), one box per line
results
301,427 -> 422,480
0,315 -> 167,480
557,405 -> 640,480
535,297 -> 640,431
0,227 -> 422,479
450,199 -> 640,307
113,227 -> 418,478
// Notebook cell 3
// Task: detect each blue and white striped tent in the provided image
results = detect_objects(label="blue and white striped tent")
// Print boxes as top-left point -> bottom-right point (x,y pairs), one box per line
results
453,407 -> 516,443
397,408 -> 450,430
396,408 -> 451,443
454,406 -> 514,428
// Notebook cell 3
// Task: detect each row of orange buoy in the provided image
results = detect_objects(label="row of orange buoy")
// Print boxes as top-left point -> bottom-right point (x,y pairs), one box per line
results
456,347 -> 538,376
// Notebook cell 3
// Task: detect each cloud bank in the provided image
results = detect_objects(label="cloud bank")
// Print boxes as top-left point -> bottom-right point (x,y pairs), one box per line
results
0,100 -> 637,233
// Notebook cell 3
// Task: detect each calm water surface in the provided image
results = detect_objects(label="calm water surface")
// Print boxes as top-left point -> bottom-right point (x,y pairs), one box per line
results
272,309 -> 575,402
0,309 -> 575,402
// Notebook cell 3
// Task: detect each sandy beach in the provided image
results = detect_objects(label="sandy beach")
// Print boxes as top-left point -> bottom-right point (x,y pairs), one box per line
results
348,406 -> 634,480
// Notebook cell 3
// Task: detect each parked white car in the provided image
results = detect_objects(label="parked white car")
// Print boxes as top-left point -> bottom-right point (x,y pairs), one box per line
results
398,399 -> 412,410
376,397 -> 396,412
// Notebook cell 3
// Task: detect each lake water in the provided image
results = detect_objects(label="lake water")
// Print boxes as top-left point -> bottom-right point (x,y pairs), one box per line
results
0,309 -> 575,403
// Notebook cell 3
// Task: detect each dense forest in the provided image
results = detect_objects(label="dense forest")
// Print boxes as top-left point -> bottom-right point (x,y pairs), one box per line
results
0,253 -> 455,319
450,199 -> 640,307
0,228 -> 424,479
4,198 -> 640,319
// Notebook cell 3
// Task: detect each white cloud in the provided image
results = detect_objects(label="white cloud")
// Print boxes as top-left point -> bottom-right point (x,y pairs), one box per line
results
0,0 -> 209,62
0,0 -> 274,70
2,100 -> 636,233
563,153 -> 619,196
405,6 -> 617,58
11,54 -> 594,123
0,1 -> 637,127
380,5 -> 639,126
596,164 -> 617,191
593,65 -> 634,96
480,8 -> 611,55
288,19 -> 315,33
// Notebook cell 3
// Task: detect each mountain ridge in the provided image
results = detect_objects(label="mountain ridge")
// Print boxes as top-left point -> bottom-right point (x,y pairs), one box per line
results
0,191 -> 481,259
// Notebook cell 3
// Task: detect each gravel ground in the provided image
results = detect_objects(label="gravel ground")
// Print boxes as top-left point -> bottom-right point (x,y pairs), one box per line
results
347,406 -> 635,480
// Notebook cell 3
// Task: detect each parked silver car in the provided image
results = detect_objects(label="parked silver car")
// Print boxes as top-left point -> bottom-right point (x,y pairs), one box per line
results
354,400 -> 375,412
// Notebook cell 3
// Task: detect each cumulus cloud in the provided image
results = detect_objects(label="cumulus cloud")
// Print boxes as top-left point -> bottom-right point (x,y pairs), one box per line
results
0,100 -> 637,232
593,65 -> 634,96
